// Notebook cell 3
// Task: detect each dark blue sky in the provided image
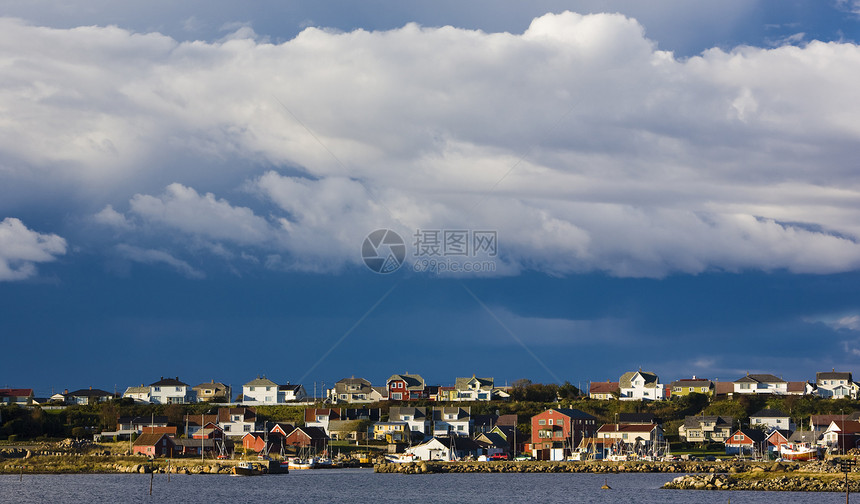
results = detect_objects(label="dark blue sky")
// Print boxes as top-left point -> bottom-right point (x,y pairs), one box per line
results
2,1 -> 860,397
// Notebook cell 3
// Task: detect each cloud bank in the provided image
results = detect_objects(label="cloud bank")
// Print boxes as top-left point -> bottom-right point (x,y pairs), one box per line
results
3,12 -> 860,277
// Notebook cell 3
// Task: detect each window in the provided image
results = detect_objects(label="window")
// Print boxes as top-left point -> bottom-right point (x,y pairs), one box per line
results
404,416 -> 411,421
250,387 -> 255,391
393,393 -> 402,400
244,425 -> 251,432
538,419 -> 546,425
734,434 -> 742,441
154,387 -> 161,392
224,425 -> 231,432
740,383 -> 750,390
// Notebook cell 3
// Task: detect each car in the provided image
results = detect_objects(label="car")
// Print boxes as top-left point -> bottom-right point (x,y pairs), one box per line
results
489,453 -> 509,460
704,455 -> 716,461
514,455 -> 533,461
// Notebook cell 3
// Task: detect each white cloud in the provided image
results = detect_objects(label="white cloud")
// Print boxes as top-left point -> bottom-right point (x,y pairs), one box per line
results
4,12 -> 860,277
128,183 -> 271,245
115,243 -> 205,279
0,217 -> 67,281
93,204 -> 133,229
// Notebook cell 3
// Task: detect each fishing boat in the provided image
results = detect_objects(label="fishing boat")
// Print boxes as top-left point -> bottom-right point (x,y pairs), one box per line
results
232,461 -> 264,476
287,457 -> 317,470
779,443 -> 818,461
384,452 -> 419,463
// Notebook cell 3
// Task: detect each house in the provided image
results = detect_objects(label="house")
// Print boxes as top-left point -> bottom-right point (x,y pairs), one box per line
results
182,414 -> 218,437
0,388 -> 33,405
821,420 -> 860,453
149,377 -> 194,404
725,429 -> 767,456
388,406 -> 431,437
713,381 -> 734,397
619,371 -> 665,401
122,385 -> 150,403
816,370 -> 855,399
678,416 -> 734,443
669,377 -> 713,397
305,408 -> 341,435
66,387 -> 113,405
475,432 -> 509,457
433,386 -> 457,402
765,429 -> 792,455
242,432 -> 286,454
472,414 -> 499,435
432,407 -> 472,437
595,423 -> 664,458
270,423 -> 294,438
217,407 -> 257,437
531,408 -> 599,461
132,433 -> 175,457
750,408 -> 794,431
406,436 -> 480,461
191,423 -> 223,440
341,407 -> 381,422
328,420 -> 370,442
373,421 -> 411,442
279,384 -> 307,402
174,438 -> 217,456
387,373 -> 426,401
328,377 -> 375,404
192,380 -> 231,402
454,376 -> 494,401
810,414 -> 847,436
787,381 -> 815,396
118,416 -> 169,434
241,377 -> 279,404
589,381 -> 619,400
284,426 -> 329,452
732,373 -> 787,395
372,386 -> 389,401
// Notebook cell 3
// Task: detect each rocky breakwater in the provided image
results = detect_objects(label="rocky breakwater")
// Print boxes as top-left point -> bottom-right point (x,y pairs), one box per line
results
664,460 -> 860,492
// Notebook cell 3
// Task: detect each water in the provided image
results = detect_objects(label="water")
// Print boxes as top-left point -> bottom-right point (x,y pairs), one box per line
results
0,469 -> 854,503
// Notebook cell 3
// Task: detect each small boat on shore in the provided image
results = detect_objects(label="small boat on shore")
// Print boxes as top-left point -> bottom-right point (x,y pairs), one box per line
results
287,457 -> 317,470
779,443 -> 819,461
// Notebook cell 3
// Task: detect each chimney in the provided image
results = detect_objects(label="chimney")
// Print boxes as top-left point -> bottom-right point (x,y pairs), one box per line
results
64,389 -> 68,394
175,376 -> 179,381
89,386 -> 92,390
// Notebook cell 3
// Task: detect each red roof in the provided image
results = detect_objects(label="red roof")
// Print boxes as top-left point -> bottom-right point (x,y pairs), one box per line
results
714,382 -> 734,395
0,389 -> 33,397
590,382 -> 619,394
787,381 -> 808,393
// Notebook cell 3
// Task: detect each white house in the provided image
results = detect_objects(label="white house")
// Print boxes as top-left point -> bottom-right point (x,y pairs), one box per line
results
816,370 -> 855,399
406,436 -> 480,461
149,377 -> 194,404
733,374 -> 787,395
619,371 -> 665,401
388,406 -> 431,436
279,384 -> 308,402
432,407 -> 472,437
123,385 -> 151,403
750,408 -> 794,431
454,376 -> 494,401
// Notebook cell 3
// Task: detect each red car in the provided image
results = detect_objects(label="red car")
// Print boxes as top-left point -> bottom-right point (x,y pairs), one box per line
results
489,453 -> 509,460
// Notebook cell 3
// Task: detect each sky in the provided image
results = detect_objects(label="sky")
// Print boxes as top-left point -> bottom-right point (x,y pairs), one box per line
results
3,1 -> 860,398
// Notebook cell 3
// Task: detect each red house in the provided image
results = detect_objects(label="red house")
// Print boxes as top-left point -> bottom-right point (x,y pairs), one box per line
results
726,429 -> 766,456
133,433 -> 175,457
285,426 -> 329,452
386,373 -> 426,401
529,408 -> 598,460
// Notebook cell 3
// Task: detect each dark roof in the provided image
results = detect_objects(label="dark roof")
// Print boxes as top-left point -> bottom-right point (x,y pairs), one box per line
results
496,414 -> 517,427
67,388 -> 113,397
789,431 -> 819,443
472,414 -> 498,428
133,433 -> 172,447
130,416 -> 168,425
388,406 -> 427,421
735,429 -> 766,443
590,382 -> 619,394
734,374 -> 785,384
342,408 -> 380,421
150,377 -> 188,386
817,371 -> 852,381
279,384 -> 304,392
291,426 -> 330,440
386,374 -> 425,390
682,416 -> 733,429
433,407 -> 471,421
751,408 -> 788,418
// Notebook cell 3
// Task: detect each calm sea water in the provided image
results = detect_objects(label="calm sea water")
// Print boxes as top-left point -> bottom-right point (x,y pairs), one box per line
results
0,469 -> 854,503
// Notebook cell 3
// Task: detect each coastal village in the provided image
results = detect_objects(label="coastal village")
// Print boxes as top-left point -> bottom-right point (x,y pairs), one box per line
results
3,368 -> 860,468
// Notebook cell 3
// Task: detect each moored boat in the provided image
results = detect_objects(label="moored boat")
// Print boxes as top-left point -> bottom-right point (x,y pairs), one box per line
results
232,461 -> 264,476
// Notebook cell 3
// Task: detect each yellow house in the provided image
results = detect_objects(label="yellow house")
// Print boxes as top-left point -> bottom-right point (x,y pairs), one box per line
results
669,378 -> 713,397
373,421 -> 409,443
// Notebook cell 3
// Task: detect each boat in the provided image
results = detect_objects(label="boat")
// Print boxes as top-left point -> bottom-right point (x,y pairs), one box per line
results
232,461 -> 264,476
287,457 -> 317,470
384,453 -> 419,463
779,443 -> 819,461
